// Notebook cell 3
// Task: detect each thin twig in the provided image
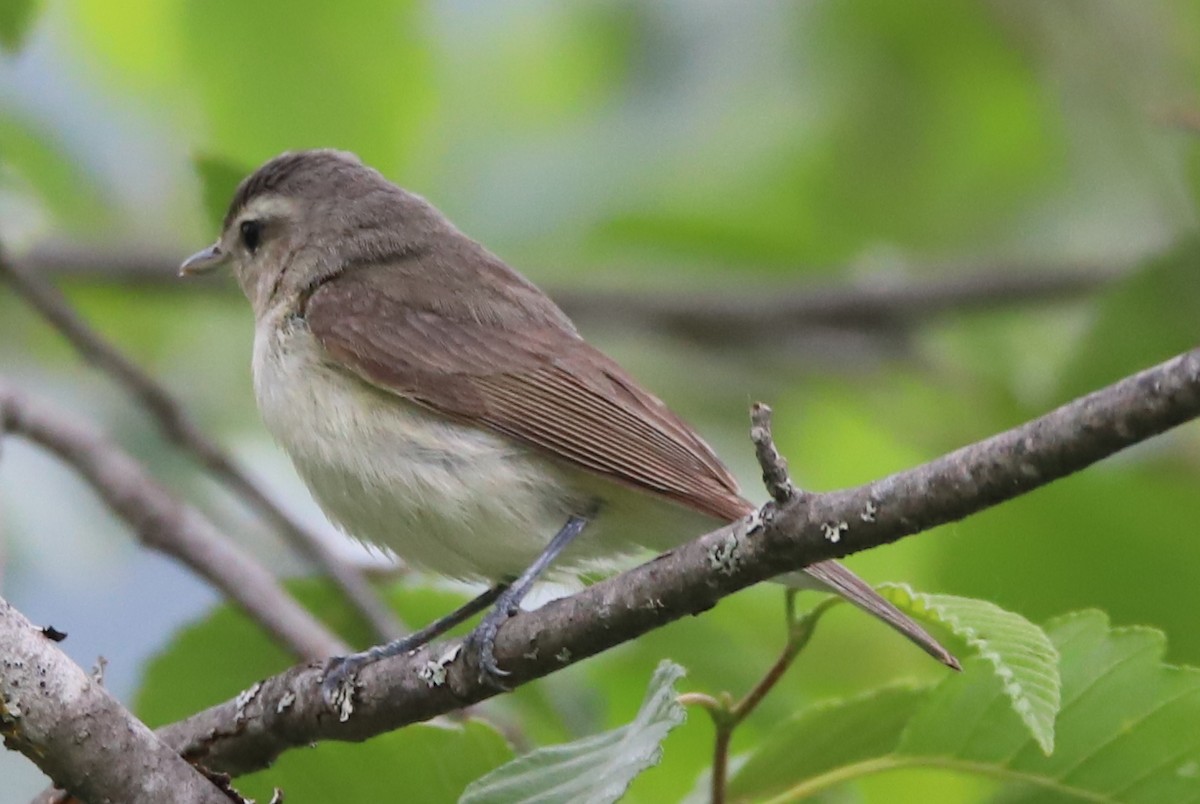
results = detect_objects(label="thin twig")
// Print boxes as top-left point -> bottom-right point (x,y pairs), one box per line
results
711,727 -> 732,803
750,402 -> 796,505
0,596 -> 234,803
0,253 -> 403,642
704,594 -> 841,803
145,346 -> 1200,777
675,692 -> 722,711
730,596 -> 839,723
0,381 -> 346,661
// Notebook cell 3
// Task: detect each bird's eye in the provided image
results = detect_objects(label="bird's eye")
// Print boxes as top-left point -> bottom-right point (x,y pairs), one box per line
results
239,219 -> 263,254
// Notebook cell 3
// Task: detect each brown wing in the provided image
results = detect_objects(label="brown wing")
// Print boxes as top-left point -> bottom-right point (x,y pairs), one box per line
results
302,262 -> 750,521
303,261 -> 959,669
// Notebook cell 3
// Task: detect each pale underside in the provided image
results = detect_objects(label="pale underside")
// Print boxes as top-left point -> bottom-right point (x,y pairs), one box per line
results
253,310 -> 724,582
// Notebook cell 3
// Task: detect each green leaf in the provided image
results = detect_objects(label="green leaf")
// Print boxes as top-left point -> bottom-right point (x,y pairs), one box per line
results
460,661 -> 687,804
725,683 -> 932,801
193,153 -> 249,232
882,584 -> 1061,754
920,611 -> 1200,803
0,0 -> 38,52
727,611 -> 1200,802
235,719 -> 513,804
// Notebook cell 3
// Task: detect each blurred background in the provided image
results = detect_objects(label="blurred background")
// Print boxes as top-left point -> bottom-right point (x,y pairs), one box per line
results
1,0 -> 1198,801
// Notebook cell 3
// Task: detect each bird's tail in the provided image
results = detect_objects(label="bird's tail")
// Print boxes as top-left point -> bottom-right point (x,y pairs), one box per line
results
799,560 -> 960,670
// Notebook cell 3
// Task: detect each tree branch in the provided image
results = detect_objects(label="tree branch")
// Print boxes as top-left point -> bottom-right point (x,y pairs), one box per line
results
749,402 -> 796,505
16,242 -> 1122,345
0,382 -> 346,661
0,252 -> 404,643
0,596 -> 233,803
148,346 -> 1200,777
553,262 -> 1123,346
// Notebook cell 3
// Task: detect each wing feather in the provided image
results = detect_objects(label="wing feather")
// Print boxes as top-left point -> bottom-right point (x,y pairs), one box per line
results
301,260 -> 958,668
303,264 -> 749,521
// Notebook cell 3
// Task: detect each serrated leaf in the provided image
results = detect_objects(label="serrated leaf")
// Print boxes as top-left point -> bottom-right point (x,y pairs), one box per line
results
727,611 -> 1200,802
974,611 -> 1200,803
883,584 -> 1060,754
460,661 -> 687,804
0,0 -> 38,52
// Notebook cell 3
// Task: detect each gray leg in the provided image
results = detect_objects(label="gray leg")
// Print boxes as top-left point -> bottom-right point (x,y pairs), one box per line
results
321,583 -> 507,707
469,513 -> 591,686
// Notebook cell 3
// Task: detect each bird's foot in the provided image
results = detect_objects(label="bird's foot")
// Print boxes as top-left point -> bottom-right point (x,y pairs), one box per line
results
320,637 -> 419,719
464,592 -> 521,690
320,651 -> 374,721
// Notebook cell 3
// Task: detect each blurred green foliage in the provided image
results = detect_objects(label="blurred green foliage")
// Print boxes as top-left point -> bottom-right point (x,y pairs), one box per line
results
0,0 -> 38,53
2,0 -> 1199,801
238,719 -> 513,804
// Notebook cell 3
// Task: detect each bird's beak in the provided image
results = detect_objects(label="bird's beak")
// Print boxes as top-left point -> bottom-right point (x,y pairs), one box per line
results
179,243 -> 228,276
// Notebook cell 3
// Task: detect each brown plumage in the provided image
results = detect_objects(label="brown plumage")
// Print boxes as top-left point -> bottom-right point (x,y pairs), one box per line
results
304,265 -> 748,522
185,149 -> 958,672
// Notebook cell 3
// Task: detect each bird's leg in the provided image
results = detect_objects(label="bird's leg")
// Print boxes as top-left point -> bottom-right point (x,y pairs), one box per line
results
468,513 -> 591,687
321,582 -> 507,710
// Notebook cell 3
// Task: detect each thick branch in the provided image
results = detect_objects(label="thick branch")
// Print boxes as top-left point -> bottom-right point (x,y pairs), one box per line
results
0,254 -> 403,643
152,346 -> 1200,777
0,382 -> 346,661
0,596 -> 231,803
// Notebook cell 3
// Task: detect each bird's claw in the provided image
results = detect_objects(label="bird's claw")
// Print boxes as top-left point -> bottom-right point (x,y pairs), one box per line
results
321,653 -> 367,720
466,609 -> 514,690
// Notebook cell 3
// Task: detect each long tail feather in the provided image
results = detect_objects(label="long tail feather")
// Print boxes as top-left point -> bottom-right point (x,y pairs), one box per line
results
802,560 -> 960,670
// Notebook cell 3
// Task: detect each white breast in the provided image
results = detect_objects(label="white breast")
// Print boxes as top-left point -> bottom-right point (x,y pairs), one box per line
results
250,309 -> 721,582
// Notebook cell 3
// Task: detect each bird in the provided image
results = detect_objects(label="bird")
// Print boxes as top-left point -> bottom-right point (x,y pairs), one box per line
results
180,149 -> 957,701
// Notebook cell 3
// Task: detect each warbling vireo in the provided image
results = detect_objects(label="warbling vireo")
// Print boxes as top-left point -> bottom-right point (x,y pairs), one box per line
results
181,150 -> 956,702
